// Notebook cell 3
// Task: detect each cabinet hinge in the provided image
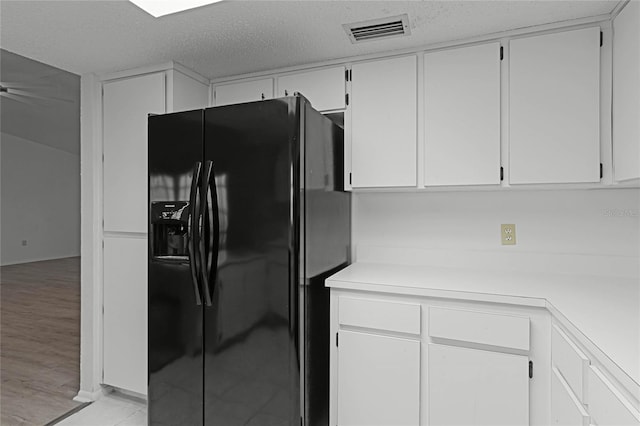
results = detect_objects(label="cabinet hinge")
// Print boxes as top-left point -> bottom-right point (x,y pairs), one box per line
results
345,93 -> 349,106
529,361 -> 533,379
600,31 -> 603,47
349,69 -> 352,81
500,166 -> 504,181
600,163 -> 603,179
345,69 -> 349,81
500,46 -> 504,61
349,172 -> 352,186
336,332 -> 339,347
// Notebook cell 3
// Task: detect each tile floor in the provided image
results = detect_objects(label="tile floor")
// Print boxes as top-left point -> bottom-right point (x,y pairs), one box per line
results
55,393 -> 146,426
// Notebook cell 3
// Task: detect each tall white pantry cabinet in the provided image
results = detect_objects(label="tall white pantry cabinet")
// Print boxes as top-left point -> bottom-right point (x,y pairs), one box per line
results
101,64 -> 208,395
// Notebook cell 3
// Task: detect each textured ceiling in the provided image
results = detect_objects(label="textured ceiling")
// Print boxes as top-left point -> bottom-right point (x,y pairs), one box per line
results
0,49 -> 80,155
0,0 -> 619,80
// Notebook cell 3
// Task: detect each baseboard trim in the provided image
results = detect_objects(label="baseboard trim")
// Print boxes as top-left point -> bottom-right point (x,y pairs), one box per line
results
112,386 -> 148,403
73,386 -> 112,403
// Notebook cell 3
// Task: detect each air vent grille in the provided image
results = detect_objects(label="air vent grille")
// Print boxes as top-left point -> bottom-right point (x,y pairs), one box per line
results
344,14 -> 410,43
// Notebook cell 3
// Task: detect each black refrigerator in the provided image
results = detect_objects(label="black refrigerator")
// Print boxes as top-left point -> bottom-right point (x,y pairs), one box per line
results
148,95 -> 350,426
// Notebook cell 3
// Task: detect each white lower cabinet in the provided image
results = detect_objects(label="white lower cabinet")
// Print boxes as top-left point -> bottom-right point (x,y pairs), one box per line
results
429,343 -> 529,426
103,236 -> 148,395
331,294 -> 537,426
331,290 -> 640,426
588,366 -> 640,426
337,330 -> 420,426
551,367 -> 590,426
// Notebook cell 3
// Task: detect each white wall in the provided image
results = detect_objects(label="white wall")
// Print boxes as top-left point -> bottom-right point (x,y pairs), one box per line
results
1,132 -> 81,265
353,188 -> 639,273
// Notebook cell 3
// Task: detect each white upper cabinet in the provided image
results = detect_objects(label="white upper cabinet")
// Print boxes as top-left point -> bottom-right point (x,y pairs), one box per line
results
103,72 -> 166,233
277,66 -> 346,111
509,27 -> 601,184
351,55 -> 417,188
169,70 -> 210,112
213,78 -> 273,106
613,0 -> 640,182
424,43 -> 501,186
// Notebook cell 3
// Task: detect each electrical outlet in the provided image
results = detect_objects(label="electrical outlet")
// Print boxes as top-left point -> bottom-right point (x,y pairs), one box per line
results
501,224 -> 516,245
21,240 -> 28,246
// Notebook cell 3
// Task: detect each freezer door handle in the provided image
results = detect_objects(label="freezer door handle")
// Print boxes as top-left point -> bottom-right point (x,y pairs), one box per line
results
187,162 -> 203,306
199,160 -> 218,307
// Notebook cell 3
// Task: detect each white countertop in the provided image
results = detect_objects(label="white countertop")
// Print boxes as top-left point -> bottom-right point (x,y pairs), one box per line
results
326,262 -> 640,389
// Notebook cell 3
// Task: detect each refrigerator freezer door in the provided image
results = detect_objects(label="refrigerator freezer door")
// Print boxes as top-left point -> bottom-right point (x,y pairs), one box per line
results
203,98 -> 300,426
148,110 -> 204,426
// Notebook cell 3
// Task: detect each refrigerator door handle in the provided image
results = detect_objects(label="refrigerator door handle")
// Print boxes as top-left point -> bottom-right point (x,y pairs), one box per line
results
199,161 -> 217,307
207,161 -> 220,304
188,162 -> 203,306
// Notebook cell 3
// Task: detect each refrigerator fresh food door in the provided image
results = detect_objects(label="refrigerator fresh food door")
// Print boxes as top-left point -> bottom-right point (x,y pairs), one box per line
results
148,110 -> 204,426
203,98 -> 300,426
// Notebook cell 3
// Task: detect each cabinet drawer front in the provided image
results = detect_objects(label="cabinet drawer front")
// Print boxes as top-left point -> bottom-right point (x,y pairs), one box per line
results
552,324 -> 590,403
338,297 -> 421,335
429,307 -> 530,351
552,367 -> 590,426
588,366 -> 640,426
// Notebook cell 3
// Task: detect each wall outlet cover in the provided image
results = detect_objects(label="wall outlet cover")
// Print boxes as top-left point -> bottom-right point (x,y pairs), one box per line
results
501,224 -> 516,245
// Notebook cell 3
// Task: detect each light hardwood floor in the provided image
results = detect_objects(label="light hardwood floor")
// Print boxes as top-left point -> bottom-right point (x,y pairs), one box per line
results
1,257 -> 82,426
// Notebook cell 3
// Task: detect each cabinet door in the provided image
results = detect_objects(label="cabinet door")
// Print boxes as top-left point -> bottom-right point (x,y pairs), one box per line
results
425,43 -> 501,186
351,55 -> 417,188
213,78 -> 273,106
170,70 -> 209,112
103,72 -> 165,233
103,236 -> 148,395
509,27 -> 600,184
428,344 -> 529,426
277,66 -> 346,111
613,0 -> 640,181
337,330 -> 420,426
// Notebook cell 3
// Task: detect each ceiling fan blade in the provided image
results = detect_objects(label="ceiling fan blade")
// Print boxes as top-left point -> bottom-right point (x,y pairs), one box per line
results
0,82 -> 50,90
0,92 -> 36,106
6,88 -> 74,103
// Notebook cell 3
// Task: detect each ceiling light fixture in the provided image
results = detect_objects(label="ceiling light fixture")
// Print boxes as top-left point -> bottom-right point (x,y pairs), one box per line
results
129,0 -> 223,18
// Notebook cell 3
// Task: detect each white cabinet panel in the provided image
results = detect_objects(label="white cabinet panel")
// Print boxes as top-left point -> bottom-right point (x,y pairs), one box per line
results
428,343 -> 529,426
613,0 -> 640,181
103,236 -> 148,395
351,55 -> 417,188
509,27 -> 601,184
277,66 -> 346,111
425,42 -> 501,186
213,78 -> 273,106
588,366 -> 640,426
552,324 -> 590,404
170,71 -> 209,112
103,72 -> 165,233
551,367 -> 590,426
337,330 -> 420,426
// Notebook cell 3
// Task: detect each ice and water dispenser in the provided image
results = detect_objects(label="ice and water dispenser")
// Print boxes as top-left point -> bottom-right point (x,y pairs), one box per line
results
150,201 -> 190,261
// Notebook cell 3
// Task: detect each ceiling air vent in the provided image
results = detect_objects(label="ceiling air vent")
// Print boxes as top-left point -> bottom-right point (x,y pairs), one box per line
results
343,14 -> 411,44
